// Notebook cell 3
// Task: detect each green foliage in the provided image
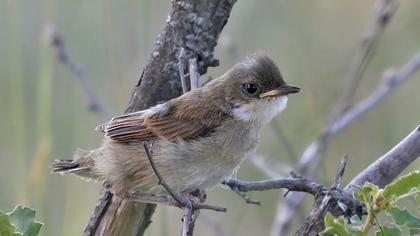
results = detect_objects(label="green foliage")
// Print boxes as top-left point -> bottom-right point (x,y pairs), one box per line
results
383,171 -> 420,199
387,207 -> 420,228
321,213 -> 364,236
321,171 -> 420,235
0,206 -> 43,236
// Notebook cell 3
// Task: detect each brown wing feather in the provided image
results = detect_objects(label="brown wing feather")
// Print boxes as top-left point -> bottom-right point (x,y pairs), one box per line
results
97,101 -> 228,142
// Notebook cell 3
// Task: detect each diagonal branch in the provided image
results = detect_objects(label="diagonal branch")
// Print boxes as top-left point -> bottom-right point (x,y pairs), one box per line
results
345,125 -> 420,192
49,28 -> 109,120
335,0 -> 399,115
295,125 -> 420,235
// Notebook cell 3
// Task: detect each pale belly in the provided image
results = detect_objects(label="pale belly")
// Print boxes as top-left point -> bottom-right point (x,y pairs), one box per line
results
98,120 -> 261,196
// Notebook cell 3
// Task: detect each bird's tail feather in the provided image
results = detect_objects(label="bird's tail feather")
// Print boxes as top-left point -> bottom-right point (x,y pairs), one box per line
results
50,149 -> 97,179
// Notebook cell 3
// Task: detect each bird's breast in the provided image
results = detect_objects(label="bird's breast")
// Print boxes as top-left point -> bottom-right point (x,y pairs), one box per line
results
153,119 -> 261,193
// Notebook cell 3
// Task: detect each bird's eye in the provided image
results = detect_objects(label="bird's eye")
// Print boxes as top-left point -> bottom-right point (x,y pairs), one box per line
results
243,83 -> 259,96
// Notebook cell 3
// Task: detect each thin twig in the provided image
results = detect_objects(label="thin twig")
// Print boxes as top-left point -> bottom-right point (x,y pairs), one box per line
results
143,143 -> 187,206
335,0 -> 399,116
298,157 -> 348,234
223,178 -> 323,195
332,156 -> 347,189
142,143 -> 227,213
329,52 -> 420,135
178,48 -> 188,94
229,186 -> 260,205
48,28 -> 109,120
189,58 -> 200,90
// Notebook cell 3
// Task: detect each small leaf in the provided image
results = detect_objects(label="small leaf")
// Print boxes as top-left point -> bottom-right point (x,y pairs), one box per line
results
383,171 -> 420,199
363,182 -> 380,199
321,213 -> 348,236
353,190 -> 364,202
0,211 -> 22,236
375,226 -> 402,236
387,207 -> 420,228
350,215 -> 363,226
320,212 -> 363,236
7,206 -> 43,236
348,215 -> 363,231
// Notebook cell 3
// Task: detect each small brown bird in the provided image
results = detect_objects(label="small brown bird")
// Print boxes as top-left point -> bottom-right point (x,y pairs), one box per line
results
51,54 -> 300,199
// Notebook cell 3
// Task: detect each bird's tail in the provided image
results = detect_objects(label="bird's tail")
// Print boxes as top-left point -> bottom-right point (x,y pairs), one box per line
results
50,149 -> 99,179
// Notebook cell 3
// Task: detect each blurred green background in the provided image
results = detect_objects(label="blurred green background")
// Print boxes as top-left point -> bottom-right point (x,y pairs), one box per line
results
1,0 -> 420,235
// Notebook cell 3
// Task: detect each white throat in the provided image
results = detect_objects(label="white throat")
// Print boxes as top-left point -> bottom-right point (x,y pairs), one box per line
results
232,96 -> 288,124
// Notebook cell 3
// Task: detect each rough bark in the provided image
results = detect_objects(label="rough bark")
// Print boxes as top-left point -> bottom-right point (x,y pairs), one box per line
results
83,0 -> 237,235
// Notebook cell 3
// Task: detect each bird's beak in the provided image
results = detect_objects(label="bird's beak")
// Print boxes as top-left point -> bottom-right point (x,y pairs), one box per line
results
259,85 -> 301,98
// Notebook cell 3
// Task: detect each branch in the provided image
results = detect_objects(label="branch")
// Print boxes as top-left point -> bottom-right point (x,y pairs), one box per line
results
224,178 -> 322,195
329,52 -> 420,136
224,158 -> 364,229
85,1 -> 238,235
345,125 -> 420,191
269,1 -> 404,233
295,126 -> 420,235
48,28 -> 109,120
178,48 -> 188,94
335,0 -> 399,115
143,143 -> 187,205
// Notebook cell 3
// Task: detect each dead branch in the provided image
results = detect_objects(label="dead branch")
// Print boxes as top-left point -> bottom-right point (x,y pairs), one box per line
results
295,125 -> 420,235
224,158 -> 364,231
345,125 -> 420,191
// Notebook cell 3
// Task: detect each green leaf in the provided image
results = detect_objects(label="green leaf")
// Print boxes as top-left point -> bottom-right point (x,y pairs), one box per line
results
0,211 -> 22,236
353,190 -> 365,202
348,215 -> 363,231
387,207 -> 420,229
320,212 -> 363,236
383,171 -> 420,199
350,215 -> 363,226
375,226 -> 401,236
7,206 -> 43,236
363,182 -> 380,198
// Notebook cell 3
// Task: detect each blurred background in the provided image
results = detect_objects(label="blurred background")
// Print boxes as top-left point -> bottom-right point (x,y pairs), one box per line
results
1,0 -> 420,235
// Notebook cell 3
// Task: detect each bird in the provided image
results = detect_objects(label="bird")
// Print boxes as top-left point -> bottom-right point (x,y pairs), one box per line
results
51,53 -> 300,200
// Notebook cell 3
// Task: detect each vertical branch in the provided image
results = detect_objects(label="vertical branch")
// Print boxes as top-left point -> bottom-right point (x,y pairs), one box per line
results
178,48 -> 188,94
189,58 -> 200,90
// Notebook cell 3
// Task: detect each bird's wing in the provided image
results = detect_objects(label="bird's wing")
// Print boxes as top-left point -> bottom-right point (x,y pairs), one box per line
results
96,102 -> 227,142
